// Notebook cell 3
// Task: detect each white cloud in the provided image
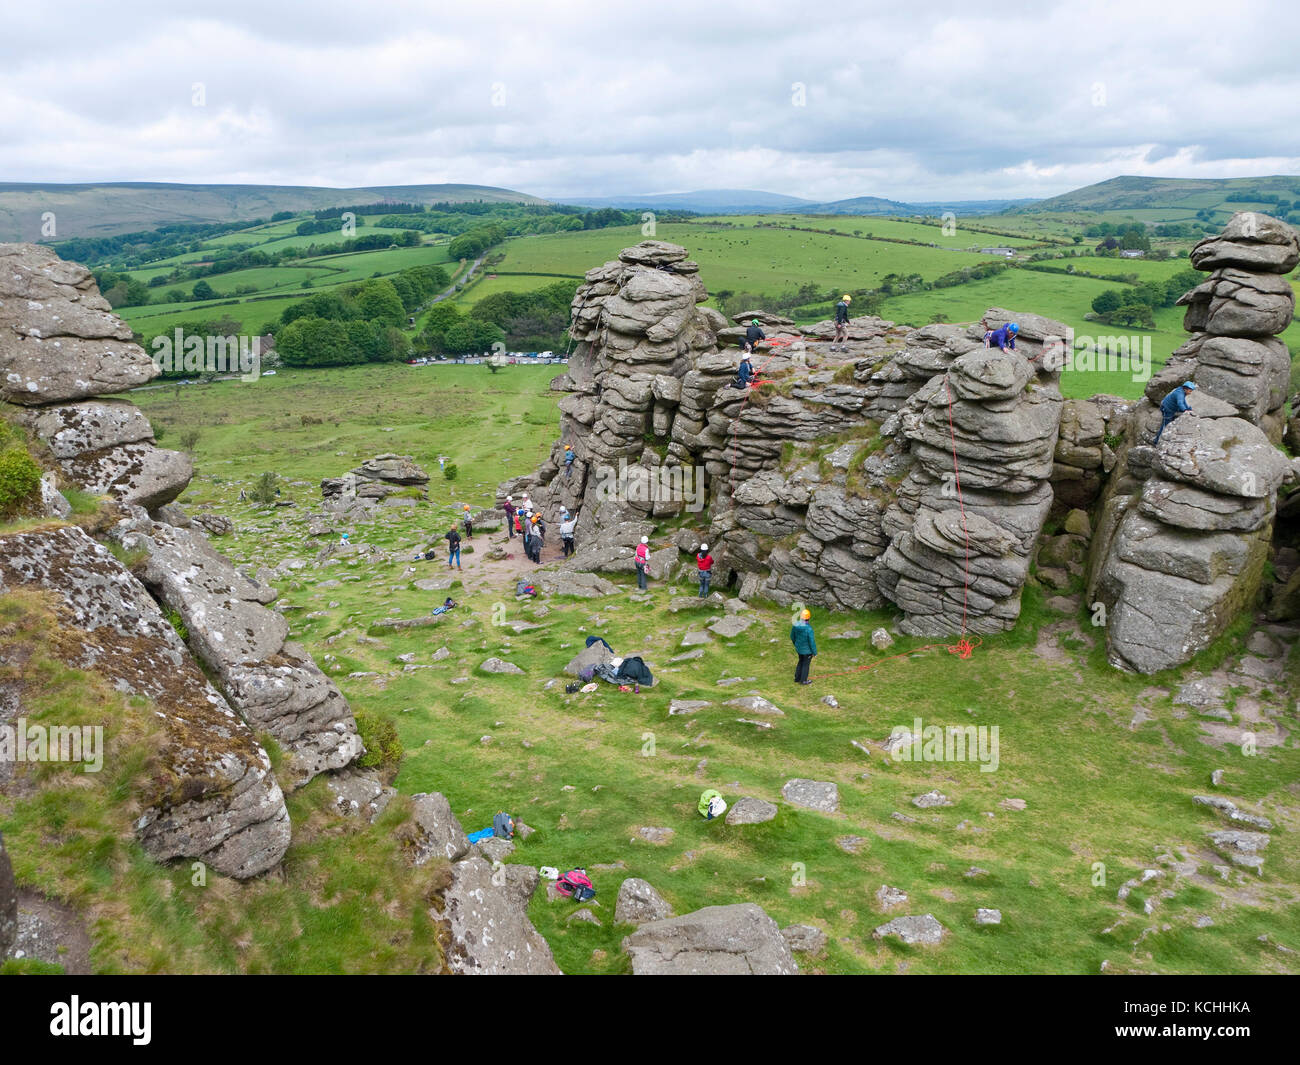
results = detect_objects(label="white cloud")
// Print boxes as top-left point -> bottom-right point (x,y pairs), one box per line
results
1,0 -> 1298,201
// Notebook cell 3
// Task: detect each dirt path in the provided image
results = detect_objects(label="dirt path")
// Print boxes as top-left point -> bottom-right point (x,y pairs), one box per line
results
454,526 -> 570,596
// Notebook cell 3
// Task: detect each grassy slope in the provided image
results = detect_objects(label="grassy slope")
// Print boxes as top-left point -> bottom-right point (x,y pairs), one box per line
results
118,364 -> 1300,975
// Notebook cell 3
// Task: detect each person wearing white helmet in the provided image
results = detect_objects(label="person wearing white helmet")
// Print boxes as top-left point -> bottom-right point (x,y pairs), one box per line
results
833,294 -> 852,351
696,542 -> 714,598
634,535 -> 650,591
1155,381 -> 1198,443
560,510 -> 577,557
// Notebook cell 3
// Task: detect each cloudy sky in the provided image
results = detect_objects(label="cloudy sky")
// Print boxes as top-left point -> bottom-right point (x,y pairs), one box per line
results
3,0 -> 1299,202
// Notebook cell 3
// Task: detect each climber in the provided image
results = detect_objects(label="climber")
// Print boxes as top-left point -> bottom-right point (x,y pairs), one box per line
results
833,294 -> 851,351
634,535 -> 650,591
560,511 -> 577,557
462,503 -> 474,539
1155,381 -> 1198,444
503,495 -> 516,539
696,542 -> 714,598
444,526 -> 462,570
564,444 -> 575,478
983,321 -> 1019,352
730,352 -> 755,390
743,318 -> 766,353
791,608 -> 817,685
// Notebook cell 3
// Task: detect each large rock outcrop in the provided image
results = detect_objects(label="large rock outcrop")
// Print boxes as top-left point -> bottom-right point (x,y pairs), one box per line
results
877,347 -> 1064,634
0,526 -> 290,878
1089,213 -> 1297,672
510,240 -> 1069,629
109,513 -> 363,784
0,241 -> 363,873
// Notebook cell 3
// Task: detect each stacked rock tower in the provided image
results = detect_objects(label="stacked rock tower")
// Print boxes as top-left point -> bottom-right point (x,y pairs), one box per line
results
1089,213 -> 1296,672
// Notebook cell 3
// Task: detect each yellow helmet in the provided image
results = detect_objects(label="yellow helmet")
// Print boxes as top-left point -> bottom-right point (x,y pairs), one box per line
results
842,294 -> 851,302
800,608 -> 811,620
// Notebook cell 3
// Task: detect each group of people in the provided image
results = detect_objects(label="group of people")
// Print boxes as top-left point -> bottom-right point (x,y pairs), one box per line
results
502,492 -> 577,564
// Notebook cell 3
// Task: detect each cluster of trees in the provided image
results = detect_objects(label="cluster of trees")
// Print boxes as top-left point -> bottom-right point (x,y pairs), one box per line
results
93,267 -> 154,308
313,202 -> 423,218
273,264 -> 449,368
54,217 -> 269,268
295,217 -> 360,236
1089,268 -> 1202,327
447,222 -> 508,261
1085,222 -> 1151,253
416,280 -> 579,355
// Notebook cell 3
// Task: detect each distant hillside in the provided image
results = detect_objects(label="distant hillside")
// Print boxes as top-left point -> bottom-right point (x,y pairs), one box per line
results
562,189 -> 1037,217
1012,175 -> 1300,218
561,189 -> 817,213
0,182 -> 547,242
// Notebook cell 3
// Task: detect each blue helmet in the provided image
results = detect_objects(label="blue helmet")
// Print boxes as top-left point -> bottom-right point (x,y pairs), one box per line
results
1007,323 -> 1020,334
1182,381 -> 1197,390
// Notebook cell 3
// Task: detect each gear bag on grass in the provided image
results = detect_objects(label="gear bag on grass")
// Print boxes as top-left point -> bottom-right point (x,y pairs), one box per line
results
515,580 -> 536,597
492,810 -> 515,839
556,868 -> 596,901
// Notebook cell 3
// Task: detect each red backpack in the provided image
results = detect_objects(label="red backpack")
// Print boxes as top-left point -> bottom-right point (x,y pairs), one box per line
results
556,869 -> 596,902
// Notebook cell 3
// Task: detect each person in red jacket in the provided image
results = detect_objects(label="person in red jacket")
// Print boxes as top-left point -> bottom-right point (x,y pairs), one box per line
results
696,542 -> 714,598
634,535 -> 650,591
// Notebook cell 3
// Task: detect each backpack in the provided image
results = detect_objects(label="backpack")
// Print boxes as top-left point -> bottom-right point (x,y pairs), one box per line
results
515,580 -> 536,597
556,869 -> 595,901
492,810 -> 514,839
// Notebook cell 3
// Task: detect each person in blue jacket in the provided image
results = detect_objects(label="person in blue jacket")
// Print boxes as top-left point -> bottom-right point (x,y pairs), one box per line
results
983,321 -> 1019,352
791,608 -> 817,685
730,352 -> 755,390
1155,381 -> 1197,443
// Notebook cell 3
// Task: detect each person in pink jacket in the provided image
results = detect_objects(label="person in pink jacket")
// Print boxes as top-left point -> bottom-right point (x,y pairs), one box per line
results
634,535 -> 650,591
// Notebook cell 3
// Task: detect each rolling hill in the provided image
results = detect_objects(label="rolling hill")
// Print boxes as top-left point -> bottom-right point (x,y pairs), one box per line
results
1012,175 -> 1300,219
0,182 -> 547,242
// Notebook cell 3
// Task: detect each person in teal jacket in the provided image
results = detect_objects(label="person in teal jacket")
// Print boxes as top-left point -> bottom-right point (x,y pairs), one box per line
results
791,608 -> 817,685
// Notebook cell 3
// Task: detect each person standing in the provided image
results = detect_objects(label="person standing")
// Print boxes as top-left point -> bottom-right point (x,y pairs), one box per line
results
791,608 -> 817,685
1155,381 -> 1197,444
520,512 -> 533,561
531,514 -> 546,563
560,511 -> 577,557
503,495 -> 516,539
564,444 -> 575,479
696,542 -> 714,598
444,526 -> 461,570
462,504 -> 474,540
634,535 -> 650,591
833,294 -> 851,351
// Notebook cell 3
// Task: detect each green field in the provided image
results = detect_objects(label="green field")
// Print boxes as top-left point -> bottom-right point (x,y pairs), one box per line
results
110,362 -> 1300,975
79,200 -> 1297,405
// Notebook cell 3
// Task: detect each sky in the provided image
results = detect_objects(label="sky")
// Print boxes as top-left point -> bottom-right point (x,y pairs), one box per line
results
2,0 -> 1299,203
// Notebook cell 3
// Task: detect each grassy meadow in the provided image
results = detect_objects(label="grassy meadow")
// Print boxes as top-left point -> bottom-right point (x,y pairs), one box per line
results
112,363 -> 1300,975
